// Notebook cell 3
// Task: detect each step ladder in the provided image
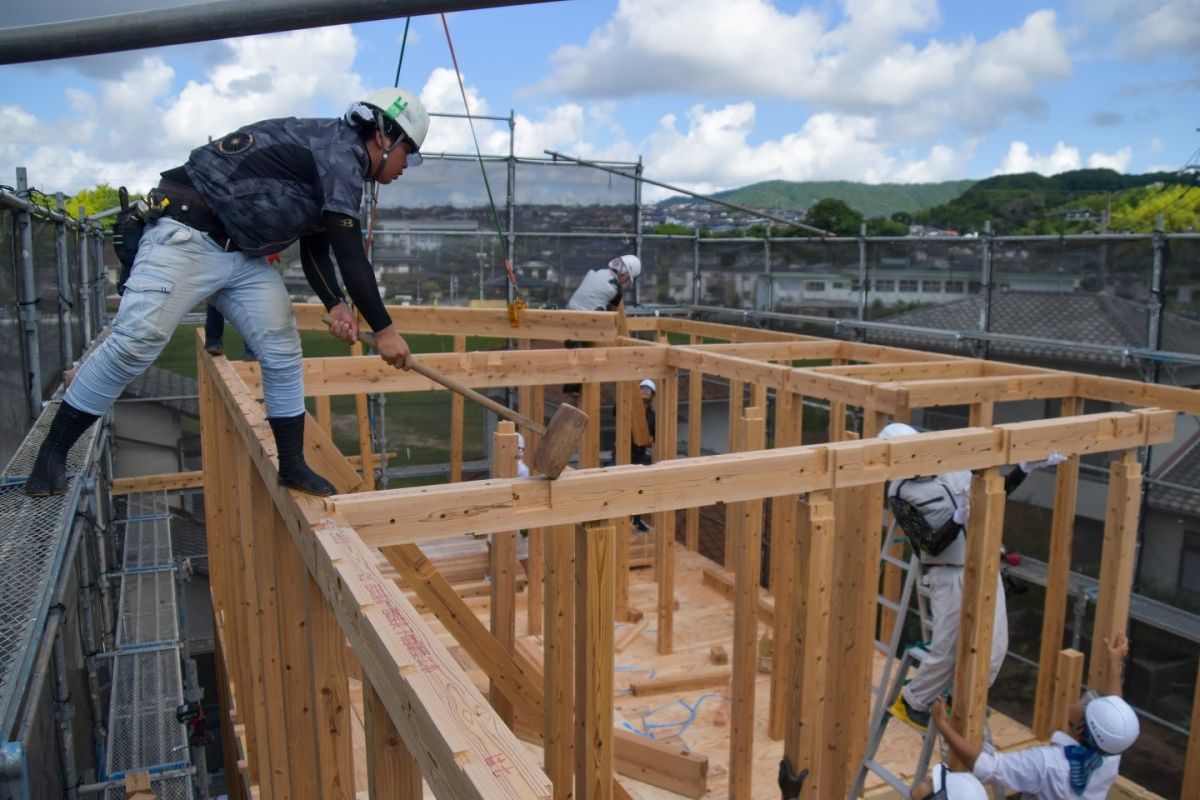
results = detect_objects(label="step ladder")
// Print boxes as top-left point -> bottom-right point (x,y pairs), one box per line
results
848,523 -> 939,799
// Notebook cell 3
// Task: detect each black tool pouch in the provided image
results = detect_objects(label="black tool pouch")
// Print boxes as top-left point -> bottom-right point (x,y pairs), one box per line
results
112,186 -> 145,295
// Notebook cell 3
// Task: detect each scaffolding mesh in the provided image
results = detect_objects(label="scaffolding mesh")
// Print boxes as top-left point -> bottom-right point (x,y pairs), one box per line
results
115,572 -> 179,647
104,648 -> 188,774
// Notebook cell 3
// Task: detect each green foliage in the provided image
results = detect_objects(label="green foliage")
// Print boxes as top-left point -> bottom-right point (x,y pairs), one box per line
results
66,184 -> 133,227
651,222 -> 694,236
672,178 -> 977,218
865,216 -> 909,236
806,197 -> 863,235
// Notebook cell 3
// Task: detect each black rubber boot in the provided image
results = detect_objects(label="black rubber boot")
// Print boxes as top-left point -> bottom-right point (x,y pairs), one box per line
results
25,401 -> 100,496
268,413 -> 336,497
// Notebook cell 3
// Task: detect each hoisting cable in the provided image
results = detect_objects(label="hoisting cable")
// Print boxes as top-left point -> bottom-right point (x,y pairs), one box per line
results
364,17 -> 412,260
440,12 -> 525,326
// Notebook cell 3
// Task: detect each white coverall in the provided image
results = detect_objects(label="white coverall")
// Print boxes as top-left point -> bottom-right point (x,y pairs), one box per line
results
893,469 -> 1009,712
972,731 -> 1120,800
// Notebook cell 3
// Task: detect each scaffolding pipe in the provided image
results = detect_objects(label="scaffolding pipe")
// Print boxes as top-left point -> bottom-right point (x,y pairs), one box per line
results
54,194 -> 75,369
15,168 -> 43,421
77,207 -> 93,349
0,0 -> 562,64
51,610 -> 80,800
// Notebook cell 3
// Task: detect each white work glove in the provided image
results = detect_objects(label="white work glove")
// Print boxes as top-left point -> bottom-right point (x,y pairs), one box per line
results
952,496 -> 971,527
1021,451 -> 1067,473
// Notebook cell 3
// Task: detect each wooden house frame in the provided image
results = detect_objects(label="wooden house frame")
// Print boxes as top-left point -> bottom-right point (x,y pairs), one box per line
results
186,303 -> 1200,800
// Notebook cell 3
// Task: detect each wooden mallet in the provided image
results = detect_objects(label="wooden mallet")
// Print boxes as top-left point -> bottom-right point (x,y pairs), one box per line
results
322,315 -> 588,478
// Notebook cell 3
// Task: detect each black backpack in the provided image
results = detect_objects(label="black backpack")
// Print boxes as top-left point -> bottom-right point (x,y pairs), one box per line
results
888,476 -> 962,557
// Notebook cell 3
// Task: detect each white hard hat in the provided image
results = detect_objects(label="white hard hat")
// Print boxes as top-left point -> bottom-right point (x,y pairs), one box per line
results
639,379 -> 656,394
358,87 -> 430,165
517,433 -> 526,450
879,422 -> 919,439
931,764 -> 989,800
1085,695 -> 1139,754
609,254 -> 641,280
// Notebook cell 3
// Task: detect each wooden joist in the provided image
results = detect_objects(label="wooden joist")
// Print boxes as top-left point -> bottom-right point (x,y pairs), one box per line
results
627,670 -> 732,697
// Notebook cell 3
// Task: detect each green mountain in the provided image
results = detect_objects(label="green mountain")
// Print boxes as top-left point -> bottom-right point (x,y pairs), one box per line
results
915,168 -> 1183,233
662,179 -> 977,218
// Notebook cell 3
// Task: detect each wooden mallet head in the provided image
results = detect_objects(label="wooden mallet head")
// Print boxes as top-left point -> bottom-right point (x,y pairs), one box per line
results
530,403 -> 588,478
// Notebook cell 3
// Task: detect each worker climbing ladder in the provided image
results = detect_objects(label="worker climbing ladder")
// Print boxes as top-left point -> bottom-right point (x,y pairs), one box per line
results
849,522 -> 940,798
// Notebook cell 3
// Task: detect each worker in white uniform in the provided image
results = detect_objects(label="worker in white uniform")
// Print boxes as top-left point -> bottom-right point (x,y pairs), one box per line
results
932,634 -> 1138,799
910,763 -> 990,799
566,254 -> 641,312
880,422 -> 1065,732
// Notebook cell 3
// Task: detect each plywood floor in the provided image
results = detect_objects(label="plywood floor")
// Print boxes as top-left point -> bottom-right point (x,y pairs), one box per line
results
347,541 -> 1077,799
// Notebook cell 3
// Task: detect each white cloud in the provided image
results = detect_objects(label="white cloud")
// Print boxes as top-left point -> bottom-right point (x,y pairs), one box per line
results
995,141 -> 1082,175
1149,137 -> 1164,154
1083,0 -> 1200,60
1088,146 -> 1132,172
535,1 -> 1071,140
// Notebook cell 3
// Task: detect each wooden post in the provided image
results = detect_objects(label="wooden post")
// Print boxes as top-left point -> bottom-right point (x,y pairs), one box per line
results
969,401 -> 995,428
1050,649 -> 1085,735
243,451 -> 291,797
768,391 -> 803,740
576,523 -> 615,800
685,335 -> 703,551
581,382 -> 601,469
828,434 -> 884,795
491,421 -> 520,725
521,366 -> 545,635
352,340 -> 375,490
655,367 -> 679,654
270,506 -> 320,797
828,400 -> 846,442
545,523 -> 576,800
729,408 -> 765,799
450,334 -> 466,482
1033,397 -> 1083,738
1183,659 -> 1200,798
306,572 -> 355,800
725,379 -> 745,569
1088,450 -> 1141,692
614,381 -> 634,621
949,468 -> 1006,763
315,395 -> 332,437
784,493 -> 836,798
364,679 -> 423,799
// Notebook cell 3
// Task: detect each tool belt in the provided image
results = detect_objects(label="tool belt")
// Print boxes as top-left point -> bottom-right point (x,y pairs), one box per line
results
156,179 -> 239,252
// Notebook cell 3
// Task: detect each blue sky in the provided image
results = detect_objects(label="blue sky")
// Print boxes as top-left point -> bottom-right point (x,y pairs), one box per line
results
1,0 -> 1197,200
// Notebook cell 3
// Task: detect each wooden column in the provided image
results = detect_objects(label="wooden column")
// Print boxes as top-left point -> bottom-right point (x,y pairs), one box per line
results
685,335 -> 703,551
352,339 -> 375,490
364,679 -> 423,799
315,395 -> 332,437
949,468 -> 1006,763
828,400 -> 846,442
768,391 -> 803,740
450,334 -> 466,482
614,381 -> 634,621
1050,649 -> 1085,735
306,571 -> 355,800
725,378 -> 745,569
729,408 -> 765,799
1183,659 -> 1200,798
270,506 -> 319,797
243,451 -> 290,798
521,368 -> 545,635
576,522 -> 615,800
784,493 -> 836,798
1032,396 -> 1083,738
654,367 -> 679,654
491,421 -> 520,725
828,436 -> 884,795
580,382 -> 602,469
1088,450 -> 1142,692
545,524 -> 576,800
969,401 -> 994,428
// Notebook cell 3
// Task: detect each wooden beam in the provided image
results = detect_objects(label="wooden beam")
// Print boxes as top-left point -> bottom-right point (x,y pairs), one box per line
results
111,469 -> 204,494
655,367 -> 679,654
1033,397 -> 1083,739
902,373 -> 1078,409
364,679 -> 423,799
784,493 -> 836,798
332,410 -> 1174,544
701,567 -> 774,625
450,334 -> 466,483
950,468 -> 1007,764
295,302 -> 621,343
544,524 -> 575,800
1050,649 -> 1085,735
814,361 -> 985,381
628,670 -> 731,697
680,340 -> 841,360
1075,373 -> 1200,415
306,570 -> 355,800
654,316 -> 802,342
1088,450 -> 1142,692
576,522 -> 615,800
729,407 -> 766,800
490,422 -> 520,726
611,730 -> 707,799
